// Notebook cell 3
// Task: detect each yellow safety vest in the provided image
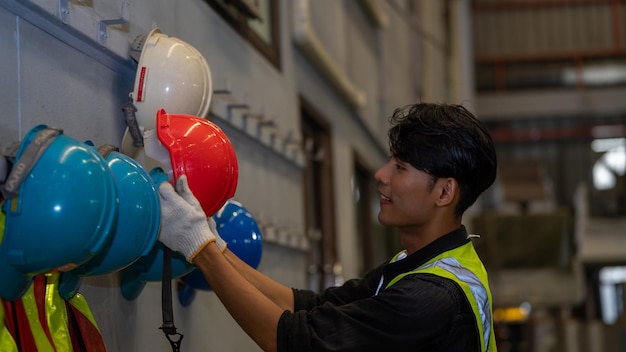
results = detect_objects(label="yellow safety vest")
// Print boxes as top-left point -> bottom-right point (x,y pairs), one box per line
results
0,301 -> 18,352
0,209 -> 19,352
0,274 -> 106,351
0,211 -> 106,351
386,241 -> 497,352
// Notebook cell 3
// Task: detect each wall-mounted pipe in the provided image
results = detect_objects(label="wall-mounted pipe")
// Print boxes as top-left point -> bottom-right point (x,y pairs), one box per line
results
358,0 -> 389,29
292,0 -> 367,110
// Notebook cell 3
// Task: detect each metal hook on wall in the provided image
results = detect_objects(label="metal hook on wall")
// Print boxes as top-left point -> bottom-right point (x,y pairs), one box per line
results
98,1 -> 130,45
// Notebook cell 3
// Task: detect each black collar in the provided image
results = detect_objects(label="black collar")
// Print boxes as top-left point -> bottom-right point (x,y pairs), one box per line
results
382,226 -> 470,279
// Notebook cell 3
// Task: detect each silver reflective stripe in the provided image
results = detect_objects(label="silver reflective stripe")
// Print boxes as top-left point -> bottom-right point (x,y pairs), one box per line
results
374,275 -> 384,296
0,128 -> 61,199
374,251 -> 408,296
418,258 -> 492,351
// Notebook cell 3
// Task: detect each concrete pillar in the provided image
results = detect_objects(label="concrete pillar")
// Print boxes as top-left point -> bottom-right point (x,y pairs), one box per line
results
449,0 -> 476,111
418,0 -> 448,103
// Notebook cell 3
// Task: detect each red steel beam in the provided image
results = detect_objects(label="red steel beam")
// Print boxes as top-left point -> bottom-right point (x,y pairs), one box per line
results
476,47 -> 626,64
473,0 -> 620,11
488,124 -> 626,143
489,124 -> 590,143
495,61 -> 507,92
613,0 -> 623,50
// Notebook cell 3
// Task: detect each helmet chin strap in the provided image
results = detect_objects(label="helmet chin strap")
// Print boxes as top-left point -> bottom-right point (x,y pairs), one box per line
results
0,128 -> 62,200
122,99 -> 144,148
160,246 -> 184,352
90,139 -> 185,351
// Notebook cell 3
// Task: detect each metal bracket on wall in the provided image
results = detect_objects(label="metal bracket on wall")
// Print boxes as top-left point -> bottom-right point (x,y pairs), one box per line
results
4,0 -> 134,75
209,80 -> 306,168
58,0 -> 69,23
98,1 -> 130,45
58,0 -> 86,23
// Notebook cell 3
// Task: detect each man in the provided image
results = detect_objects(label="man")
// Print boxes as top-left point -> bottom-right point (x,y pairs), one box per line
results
158,102 -> 498,351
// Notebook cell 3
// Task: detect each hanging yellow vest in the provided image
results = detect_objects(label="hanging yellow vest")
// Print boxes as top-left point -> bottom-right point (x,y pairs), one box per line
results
0,211 -> 106,351
0,209 -> 19,352
0,274 -> 107,351
0,300 -> 18,352
386,241 -> 497,352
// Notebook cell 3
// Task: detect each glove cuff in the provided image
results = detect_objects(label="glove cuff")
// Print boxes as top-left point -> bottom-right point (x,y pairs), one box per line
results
216,236 -> 227,253
188,238 -> 216,263
179,223 -> 214,262
207,217 -> 227,252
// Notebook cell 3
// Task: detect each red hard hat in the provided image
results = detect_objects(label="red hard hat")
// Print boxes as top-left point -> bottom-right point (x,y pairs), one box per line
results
156,109 -> 238,216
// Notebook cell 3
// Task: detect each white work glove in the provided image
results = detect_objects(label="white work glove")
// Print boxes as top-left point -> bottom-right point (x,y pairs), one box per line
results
158,175 -> 227,262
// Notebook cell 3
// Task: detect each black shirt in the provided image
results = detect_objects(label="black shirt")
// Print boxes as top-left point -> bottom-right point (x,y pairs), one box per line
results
277,227 -> 482,352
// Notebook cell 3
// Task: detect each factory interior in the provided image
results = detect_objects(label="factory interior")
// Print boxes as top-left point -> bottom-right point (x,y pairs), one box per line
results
1,0 -> 626,351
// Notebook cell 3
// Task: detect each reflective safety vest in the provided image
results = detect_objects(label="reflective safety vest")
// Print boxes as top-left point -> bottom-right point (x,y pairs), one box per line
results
0,273 -> 107,352
0,299 -> 17,352
384,241 -> 497,352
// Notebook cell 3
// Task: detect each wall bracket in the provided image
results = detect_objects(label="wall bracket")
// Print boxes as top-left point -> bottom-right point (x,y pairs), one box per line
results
98,1 -> 129,45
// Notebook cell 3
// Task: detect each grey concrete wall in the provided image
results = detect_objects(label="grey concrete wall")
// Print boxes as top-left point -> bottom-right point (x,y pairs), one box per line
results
0,0 -> 430,350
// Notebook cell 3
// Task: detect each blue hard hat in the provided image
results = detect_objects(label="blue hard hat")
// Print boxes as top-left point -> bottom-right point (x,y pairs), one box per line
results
119,167 -> 194,301
214,199 -> 263,269
182,199 -> 262,294
59,147 -> 161,299
0,125 -> 118,301
120,242 -> 194,301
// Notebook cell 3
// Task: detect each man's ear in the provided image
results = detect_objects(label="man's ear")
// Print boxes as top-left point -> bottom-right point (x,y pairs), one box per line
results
434,178 -> 459,207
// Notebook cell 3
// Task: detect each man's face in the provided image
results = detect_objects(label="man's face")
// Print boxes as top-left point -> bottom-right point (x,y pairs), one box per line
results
374,156 -> 437,230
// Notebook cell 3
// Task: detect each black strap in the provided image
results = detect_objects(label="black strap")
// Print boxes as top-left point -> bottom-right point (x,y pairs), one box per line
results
122,100 -> 144,147
160,247 -> 183,352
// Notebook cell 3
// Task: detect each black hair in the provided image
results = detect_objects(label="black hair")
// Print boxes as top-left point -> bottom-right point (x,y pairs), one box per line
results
387,103 -> 497,217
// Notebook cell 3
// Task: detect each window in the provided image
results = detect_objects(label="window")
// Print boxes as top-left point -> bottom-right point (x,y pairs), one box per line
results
591,137 -> 626,191
301,99 -> 338,292
205,0 -> 281,69
599,266 -> 626,324
353,158 -> 401,275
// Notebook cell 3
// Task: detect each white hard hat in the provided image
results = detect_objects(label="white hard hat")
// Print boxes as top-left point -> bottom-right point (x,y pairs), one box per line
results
129,28 -> 213,130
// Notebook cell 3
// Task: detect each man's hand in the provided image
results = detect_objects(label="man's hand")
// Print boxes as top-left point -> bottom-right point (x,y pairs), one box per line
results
158,175 -> 226,262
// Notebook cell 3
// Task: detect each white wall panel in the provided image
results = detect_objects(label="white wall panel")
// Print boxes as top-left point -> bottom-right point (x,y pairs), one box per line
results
0,8 -> 19,142
17,17 -> 128,145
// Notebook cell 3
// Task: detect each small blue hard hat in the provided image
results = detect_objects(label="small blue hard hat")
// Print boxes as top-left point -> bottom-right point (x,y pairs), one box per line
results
214,199 -> 263,269
0,125 -> 118,301
180,199 -> 262,300
120,242 -> 194,301
59,148 -> 161,299
119,167 -> 194,301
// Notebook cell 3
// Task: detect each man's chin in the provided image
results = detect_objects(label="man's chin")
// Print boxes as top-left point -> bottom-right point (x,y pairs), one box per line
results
377,213 -> 391,226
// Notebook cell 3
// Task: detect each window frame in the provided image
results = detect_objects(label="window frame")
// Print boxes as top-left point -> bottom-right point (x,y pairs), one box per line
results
205,0 -> 281,70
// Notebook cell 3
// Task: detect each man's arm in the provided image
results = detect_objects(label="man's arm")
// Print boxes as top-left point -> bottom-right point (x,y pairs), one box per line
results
221,248 -> 294,311
157,176 -> 293,351
194,242 -> 284,352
